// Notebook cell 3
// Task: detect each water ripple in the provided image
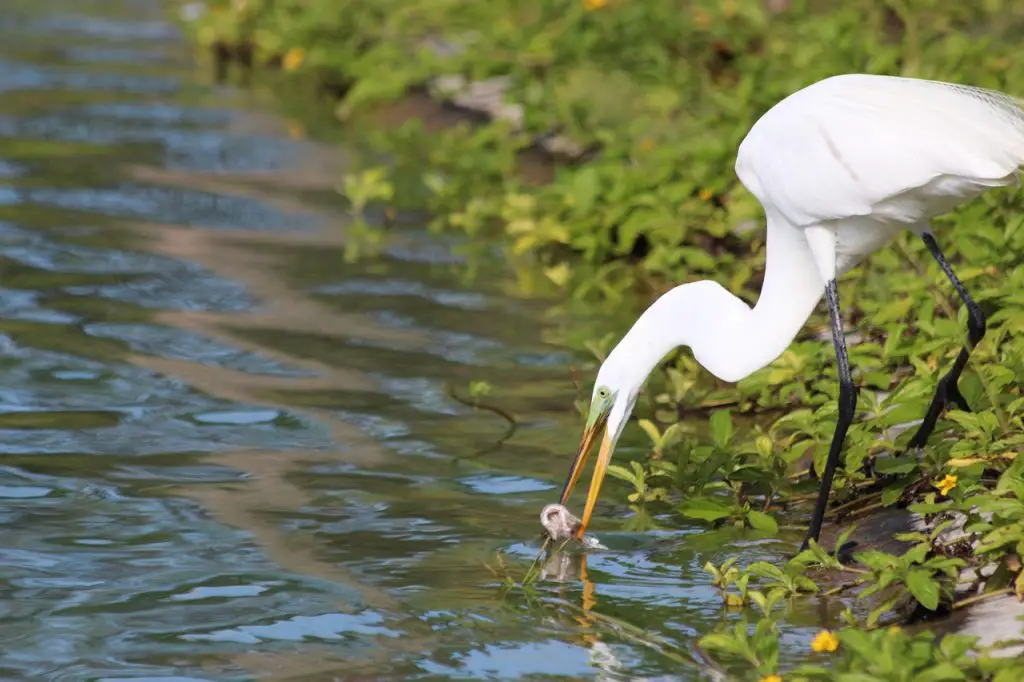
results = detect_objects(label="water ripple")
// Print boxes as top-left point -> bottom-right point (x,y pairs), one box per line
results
0,1 -> 742,679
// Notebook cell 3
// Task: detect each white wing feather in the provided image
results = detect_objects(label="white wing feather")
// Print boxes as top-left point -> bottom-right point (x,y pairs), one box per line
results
736,74 -> 1024,227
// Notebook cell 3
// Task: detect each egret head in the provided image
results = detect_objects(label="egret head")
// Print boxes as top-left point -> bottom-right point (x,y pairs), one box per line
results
558,348 -> 643,539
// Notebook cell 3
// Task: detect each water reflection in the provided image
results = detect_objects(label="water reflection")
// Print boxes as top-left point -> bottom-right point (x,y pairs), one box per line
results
0,0 -> 832,680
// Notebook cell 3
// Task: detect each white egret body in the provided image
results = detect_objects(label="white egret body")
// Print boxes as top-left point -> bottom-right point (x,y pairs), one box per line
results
559,74 -> 1024,548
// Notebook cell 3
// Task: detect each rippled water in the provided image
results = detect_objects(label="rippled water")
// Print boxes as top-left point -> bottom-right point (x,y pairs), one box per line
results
0,2 -> 837,680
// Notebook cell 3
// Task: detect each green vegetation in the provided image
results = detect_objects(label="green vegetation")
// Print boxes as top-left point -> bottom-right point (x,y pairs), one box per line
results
180,0 -> 1024,678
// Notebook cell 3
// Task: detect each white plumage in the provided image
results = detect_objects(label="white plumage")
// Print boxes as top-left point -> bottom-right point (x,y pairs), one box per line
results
556,73 -> 1024,548
737,74 -> 1024,227
738,74 -> 1024,279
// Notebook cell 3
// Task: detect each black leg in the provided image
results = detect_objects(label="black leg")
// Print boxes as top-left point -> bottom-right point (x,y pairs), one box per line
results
802,279 -> 859,551
906,233 -> 986,450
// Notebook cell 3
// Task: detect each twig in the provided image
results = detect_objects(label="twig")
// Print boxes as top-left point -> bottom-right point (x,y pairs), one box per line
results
445,382 -> 517,426
444,382 -> 518,457
953,587 -> 1013,610
837,501 -> 885,522
835,563 -> 873,575
823,577 -> 867,596
521,537 -> 553,585
865,613 -> 906,631
569,365 -> 582,392
826,491 -> 883,520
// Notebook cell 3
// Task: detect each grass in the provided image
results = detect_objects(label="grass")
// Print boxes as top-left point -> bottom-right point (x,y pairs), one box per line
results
177,0 -> 1024,678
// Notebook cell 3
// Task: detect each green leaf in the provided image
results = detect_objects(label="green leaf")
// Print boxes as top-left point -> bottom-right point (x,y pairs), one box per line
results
569,166 -> 600,213
799,539 -> 844,570
833,524 -> 858,556
693,449 -> 730,492
679,496 -> 735,521
606,464 -> 639,487
855,549 -> 898,572
881,481 -> 907,506
747,510 -> 779,534
906,569 -> 941,610
873,297 -> 915,324
977,524 -> 1024,554
836,629 -> 876,659
836,674 -> 890,682
794,576 -> 820,593
867,596 -> 899,627
914,662 -> 966,682
812,444 -> 828,479
878,400 -> 932,427
660,423 -> 684,449
747,561 -> 786,581
637,419 -> 661,446
747,589 -> 767,612
873,456 -> 918,475
993,671 -> 1022,682
708,409 -> 734,449
902,542 -> 930,566
730,464 -> 774,483
908,500 -> 953,515
859,573 -> 892,600
697,633 -> 746,657
939,634 -> 976,661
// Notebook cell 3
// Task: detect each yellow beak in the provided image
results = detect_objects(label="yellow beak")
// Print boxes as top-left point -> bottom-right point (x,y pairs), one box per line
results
559,414 -> 614,540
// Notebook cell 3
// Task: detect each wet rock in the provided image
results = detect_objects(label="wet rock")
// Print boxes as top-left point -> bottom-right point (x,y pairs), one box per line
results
925,592 -> 1024,658
419,40 -> 586,160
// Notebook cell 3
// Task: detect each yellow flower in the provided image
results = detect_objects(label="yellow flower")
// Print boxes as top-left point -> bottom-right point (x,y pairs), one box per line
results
583,0 -> 608,9
282,47 -> 305,72
811,630 -> 839,653
700,188 -> 714,201
936,474 -> 958,496
760,675 -> 783,682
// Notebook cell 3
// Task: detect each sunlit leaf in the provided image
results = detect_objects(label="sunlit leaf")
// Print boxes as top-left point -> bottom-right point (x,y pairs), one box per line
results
679,496 -> 734,521
747,510 -> 779,534
906,569 -> 941,610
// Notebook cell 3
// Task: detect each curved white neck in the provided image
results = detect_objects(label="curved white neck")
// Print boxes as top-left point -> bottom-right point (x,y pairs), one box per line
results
604,211 -> 826,386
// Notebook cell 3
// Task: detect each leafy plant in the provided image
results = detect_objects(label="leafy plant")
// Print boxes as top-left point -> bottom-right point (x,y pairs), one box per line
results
178,0 -> 1024,676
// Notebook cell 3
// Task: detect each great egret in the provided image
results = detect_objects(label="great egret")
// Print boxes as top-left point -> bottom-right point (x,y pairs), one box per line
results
558,73 -> 1024,550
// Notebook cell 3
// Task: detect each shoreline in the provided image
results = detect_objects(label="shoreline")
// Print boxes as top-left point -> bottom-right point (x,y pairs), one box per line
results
171,1 -> 1024,677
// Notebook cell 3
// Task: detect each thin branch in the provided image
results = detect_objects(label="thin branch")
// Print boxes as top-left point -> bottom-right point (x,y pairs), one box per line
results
445,382 -> 518,457
822,577 -> 867,596
838,501 -> 886,522
953,587 -> 1013,610
826,491 -> 883,520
